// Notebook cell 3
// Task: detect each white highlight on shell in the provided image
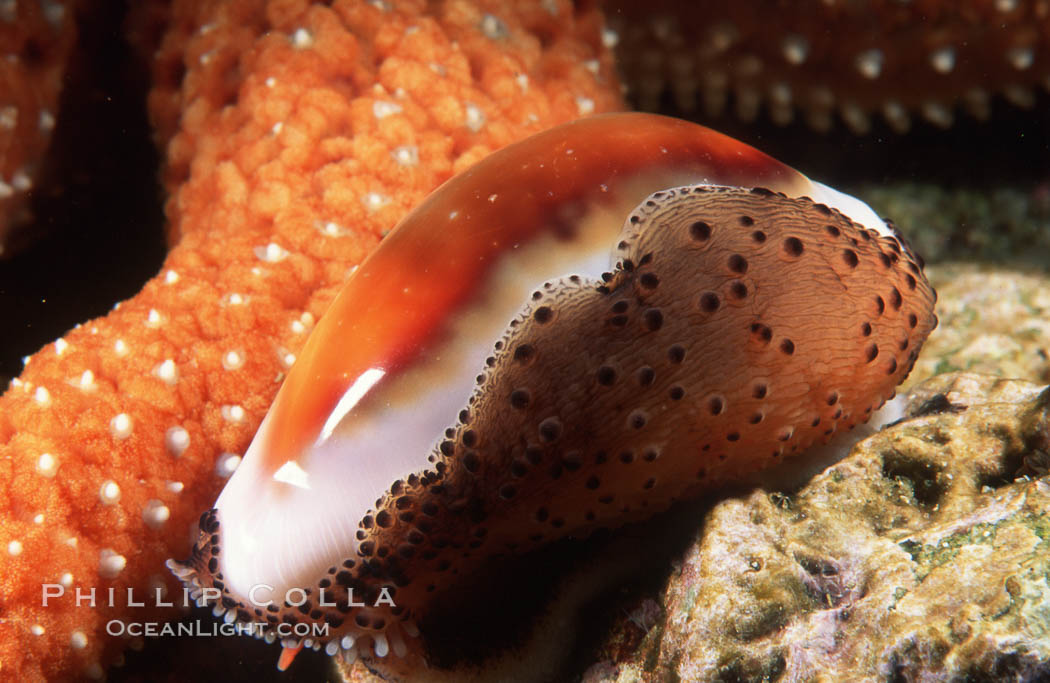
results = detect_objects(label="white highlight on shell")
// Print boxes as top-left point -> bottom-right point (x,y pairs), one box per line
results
279,349 -> 297,369
227,293 -> 246,306
166,481 -> 185,494
54,338 -> 69,355
114,339 -> 128,356
33,514 -> 44,524
143,500 -> 171,529
154,359 -> 178,385
30,624 -> 44,636
273,461 -> 311,489
99,549 -> 127,578
71,630 -> 88,650
373,100 -> 402,119
99,480 -> 121,505
271,121 -> 283,136
576,96 -> 596,116
222,404 -> 246,423
33,386 -> 50,406
110,413 -> 133,440
165,425 -> 190,457
464,102 -> 486,132
146,309 -> 163,327
60,572 -> 74,587
36,453 -> 58,477
222,349 -> 246,371
855,49 -> 884,79
319,368 -> 387,441
216,453 -> 242,478
8,540 -> 23,556
254,242 -> 289,263
391,145 -> 419,166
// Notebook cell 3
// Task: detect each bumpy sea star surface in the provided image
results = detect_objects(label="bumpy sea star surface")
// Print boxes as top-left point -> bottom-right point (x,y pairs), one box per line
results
0,0 -> 77,257
607,0 -> 1050,133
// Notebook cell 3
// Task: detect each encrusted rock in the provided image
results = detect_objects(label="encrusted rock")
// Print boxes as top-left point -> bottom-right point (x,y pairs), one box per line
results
594,373 -> 1050,681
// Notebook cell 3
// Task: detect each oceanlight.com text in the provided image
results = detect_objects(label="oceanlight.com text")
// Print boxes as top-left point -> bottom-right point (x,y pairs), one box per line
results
105,619 -> 329,639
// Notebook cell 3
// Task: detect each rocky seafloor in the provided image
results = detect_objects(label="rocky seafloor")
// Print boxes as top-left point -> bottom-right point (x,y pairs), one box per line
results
584,370 -> 1050,682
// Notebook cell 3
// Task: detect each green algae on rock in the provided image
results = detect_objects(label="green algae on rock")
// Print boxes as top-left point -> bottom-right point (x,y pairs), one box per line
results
588,372 -> 1050,682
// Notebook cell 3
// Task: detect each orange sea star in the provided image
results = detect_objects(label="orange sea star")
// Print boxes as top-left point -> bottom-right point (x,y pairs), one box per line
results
608,0 -> 1050,133
0,0 -> 78,257
0,0 -> 621,679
